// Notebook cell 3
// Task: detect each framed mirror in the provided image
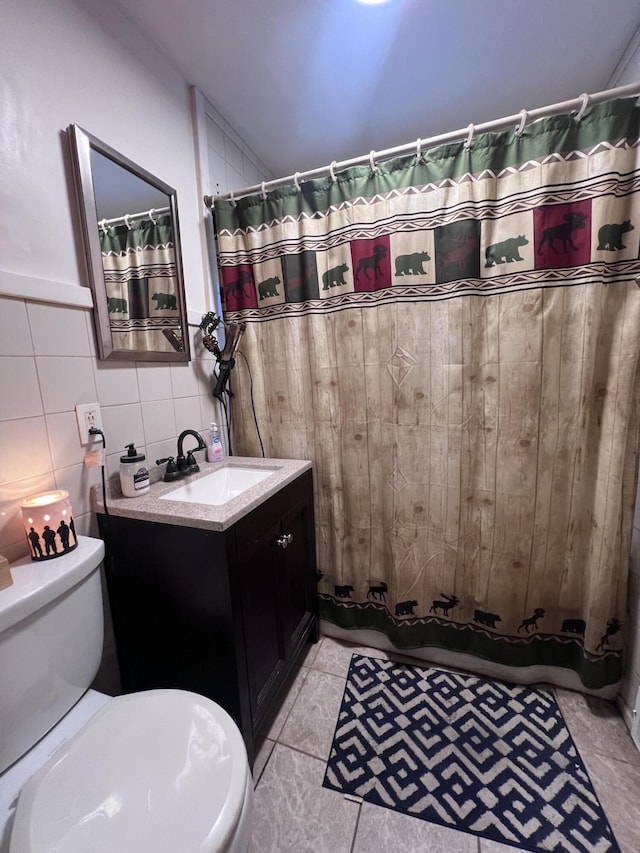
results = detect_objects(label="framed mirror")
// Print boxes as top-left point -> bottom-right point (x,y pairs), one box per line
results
67,125 -> 190,361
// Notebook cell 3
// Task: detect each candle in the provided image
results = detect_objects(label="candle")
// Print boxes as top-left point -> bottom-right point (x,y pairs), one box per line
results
19,491 -> 77,561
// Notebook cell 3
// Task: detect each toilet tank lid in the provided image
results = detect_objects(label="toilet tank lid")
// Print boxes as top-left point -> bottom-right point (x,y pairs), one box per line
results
0,536 -> 104,633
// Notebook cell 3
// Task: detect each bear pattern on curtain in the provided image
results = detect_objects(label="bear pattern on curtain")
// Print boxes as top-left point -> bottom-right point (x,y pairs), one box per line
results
213,98 -> 640,692
100,213 -> 183,353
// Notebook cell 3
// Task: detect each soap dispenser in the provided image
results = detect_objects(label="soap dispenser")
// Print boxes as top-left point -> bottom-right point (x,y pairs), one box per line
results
119,443 -> 150,497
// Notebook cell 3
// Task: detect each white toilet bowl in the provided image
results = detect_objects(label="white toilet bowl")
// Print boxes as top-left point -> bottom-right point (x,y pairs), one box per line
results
0,537 -> 252,853
9,689 -> 253,853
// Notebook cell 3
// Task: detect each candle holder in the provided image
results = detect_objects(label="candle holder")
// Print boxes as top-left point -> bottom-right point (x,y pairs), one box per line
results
19,491 -> 77,561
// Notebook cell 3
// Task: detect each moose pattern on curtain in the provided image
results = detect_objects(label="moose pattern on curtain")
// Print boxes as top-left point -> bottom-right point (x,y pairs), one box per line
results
214,99 -> 640,692
100,214 -> 183,353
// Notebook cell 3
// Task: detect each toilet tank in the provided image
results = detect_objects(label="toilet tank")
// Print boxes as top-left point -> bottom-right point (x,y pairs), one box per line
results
0,536 -> 105,774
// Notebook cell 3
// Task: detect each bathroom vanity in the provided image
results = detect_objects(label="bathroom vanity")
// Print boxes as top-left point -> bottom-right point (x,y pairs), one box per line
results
92,458 -> 318,766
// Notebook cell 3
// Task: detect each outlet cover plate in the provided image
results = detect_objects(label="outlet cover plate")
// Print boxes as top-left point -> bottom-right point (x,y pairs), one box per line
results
75,403 -> 103,445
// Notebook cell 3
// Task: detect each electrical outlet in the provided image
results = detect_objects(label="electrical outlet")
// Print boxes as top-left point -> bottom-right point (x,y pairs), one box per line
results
75,403 -> 103,445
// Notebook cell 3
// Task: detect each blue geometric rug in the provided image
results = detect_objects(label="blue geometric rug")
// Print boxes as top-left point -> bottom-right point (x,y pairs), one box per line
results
323,655 -> 620,852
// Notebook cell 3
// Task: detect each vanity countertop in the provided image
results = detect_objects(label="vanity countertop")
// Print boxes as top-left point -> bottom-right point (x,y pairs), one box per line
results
90,456 -> 312,532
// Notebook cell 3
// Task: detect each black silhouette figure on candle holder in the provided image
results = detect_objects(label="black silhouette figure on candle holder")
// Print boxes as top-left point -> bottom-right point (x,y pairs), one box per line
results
28,527 -> 43,558
69,516 -> 77,545
42,525 -> 58,556
57,520 -> 71,551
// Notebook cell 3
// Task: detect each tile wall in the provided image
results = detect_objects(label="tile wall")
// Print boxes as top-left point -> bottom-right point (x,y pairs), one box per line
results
0,299 -> 217,561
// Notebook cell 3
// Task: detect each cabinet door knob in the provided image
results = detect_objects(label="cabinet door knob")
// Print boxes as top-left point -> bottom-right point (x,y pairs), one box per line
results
276,533 -> 294,549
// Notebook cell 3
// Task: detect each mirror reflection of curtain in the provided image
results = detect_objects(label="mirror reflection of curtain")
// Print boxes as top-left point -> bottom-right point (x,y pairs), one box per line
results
100,214 -> 184,353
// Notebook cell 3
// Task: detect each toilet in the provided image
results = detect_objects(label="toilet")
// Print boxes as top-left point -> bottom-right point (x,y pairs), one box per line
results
0,536 -> 253,853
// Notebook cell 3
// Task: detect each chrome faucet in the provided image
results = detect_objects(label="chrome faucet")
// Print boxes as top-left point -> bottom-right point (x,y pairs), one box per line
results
156,429 -> 207,482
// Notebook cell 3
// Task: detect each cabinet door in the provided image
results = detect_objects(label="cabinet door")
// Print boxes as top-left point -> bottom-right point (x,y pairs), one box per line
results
236,516 -> 285,722
278,492 -> 316,659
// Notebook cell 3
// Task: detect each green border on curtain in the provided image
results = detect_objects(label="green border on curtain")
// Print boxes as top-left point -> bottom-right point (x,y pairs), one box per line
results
214,98 -> 640,232
319,598 -> 623,691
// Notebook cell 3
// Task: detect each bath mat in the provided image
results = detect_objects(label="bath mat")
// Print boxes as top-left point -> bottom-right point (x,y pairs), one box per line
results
323,655 -> 619,852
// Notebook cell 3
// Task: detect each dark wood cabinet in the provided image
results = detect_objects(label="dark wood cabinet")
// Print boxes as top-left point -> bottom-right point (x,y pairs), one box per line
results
98,469 -> 318,765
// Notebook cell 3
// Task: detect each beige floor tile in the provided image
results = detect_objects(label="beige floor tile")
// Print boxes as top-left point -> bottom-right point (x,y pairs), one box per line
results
352,802 -> 477,852
299,636 -> 321,668
582,751 -> 640,853
259,665 -> 309,740
279,668 -> 346,759
252,737 -> 275,787
249,744 -> 359,853
555,687 -> 640,765
311,636 -> 394,678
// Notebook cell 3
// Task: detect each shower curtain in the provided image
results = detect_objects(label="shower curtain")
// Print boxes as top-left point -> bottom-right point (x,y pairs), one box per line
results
100,214 -> 182,353
213,97 -> 640,693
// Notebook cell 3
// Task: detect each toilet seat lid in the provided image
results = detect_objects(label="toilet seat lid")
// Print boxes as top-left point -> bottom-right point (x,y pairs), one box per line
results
10,690 -> 250,853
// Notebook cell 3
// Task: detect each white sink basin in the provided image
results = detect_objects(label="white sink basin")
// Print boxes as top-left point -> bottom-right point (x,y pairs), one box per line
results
159,466 -> 278,506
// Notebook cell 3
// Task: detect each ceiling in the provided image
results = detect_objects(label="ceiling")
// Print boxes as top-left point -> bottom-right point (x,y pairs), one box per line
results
102,0 -> 640,180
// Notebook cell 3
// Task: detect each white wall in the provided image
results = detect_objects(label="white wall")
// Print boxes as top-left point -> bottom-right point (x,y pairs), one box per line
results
0,0 -> 268,565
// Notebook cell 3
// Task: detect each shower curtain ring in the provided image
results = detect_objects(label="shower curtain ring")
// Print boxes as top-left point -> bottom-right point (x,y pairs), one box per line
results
99,218 -> 108,235
124,214 -> 133,230
261,181 -> 267,200
329,161 -> 338,183
575,92 -> 590,122
464,123 -> 475,150
515,109 -> 527,138
293,172 -> 302,191
229,190 -> 237,207
369,150 -> 377,173
148,208 -> 157,224
415,138 -> 422,162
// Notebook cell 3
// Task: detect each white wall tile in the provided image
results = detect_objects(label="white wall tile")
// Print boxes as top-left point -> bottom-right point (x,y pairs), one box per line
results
0,298 -> 33,356
170,362 -> 203,398
207,146 -> 229,195
2,540 -> 30,562
0,417 -> 52,485
205,114 -> 225,155
142,399 -> 177,444
136,363 -> 173,401
73,510 -> 99,539
146,438 -> 175,467
85,312 -> 99,359
223,134 -> 243,174
0,471 -> 57,549
93,361 -> 139,406
242,154 -> 259,186
28,303 -> 91,356
54,462 -> 102,517
101,403 -> 144,453
223,122 -> 244,152
173,396 -> 202,435
0,357 -> 43,420
226,165 -> 246,192
199,394 -> 219,431
36,356 -> 97,414
46,411 -> 87,470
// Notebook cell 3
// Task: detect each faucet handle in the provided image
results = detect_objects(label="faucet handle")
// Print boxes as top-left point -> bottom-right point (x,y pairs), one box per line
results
185,450 -> 201,473
156,456 -> 180,482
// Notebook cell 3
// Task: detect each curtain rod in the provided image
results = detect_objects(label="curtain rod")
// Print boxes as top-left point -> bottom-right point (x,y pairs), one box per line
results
204,81 -> 640,207
99,205 -> 170,230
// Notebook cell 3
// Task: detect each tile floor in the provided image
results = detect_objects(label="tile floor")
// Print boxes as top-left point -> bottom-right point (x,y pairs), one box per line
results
248,635 -> 640,853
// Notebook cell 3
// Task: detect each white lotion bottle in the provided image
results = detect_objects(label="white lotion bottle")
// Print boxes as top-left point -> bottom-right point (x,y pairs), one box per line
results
207,422 -> 225,462
119,443 -> 150,497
